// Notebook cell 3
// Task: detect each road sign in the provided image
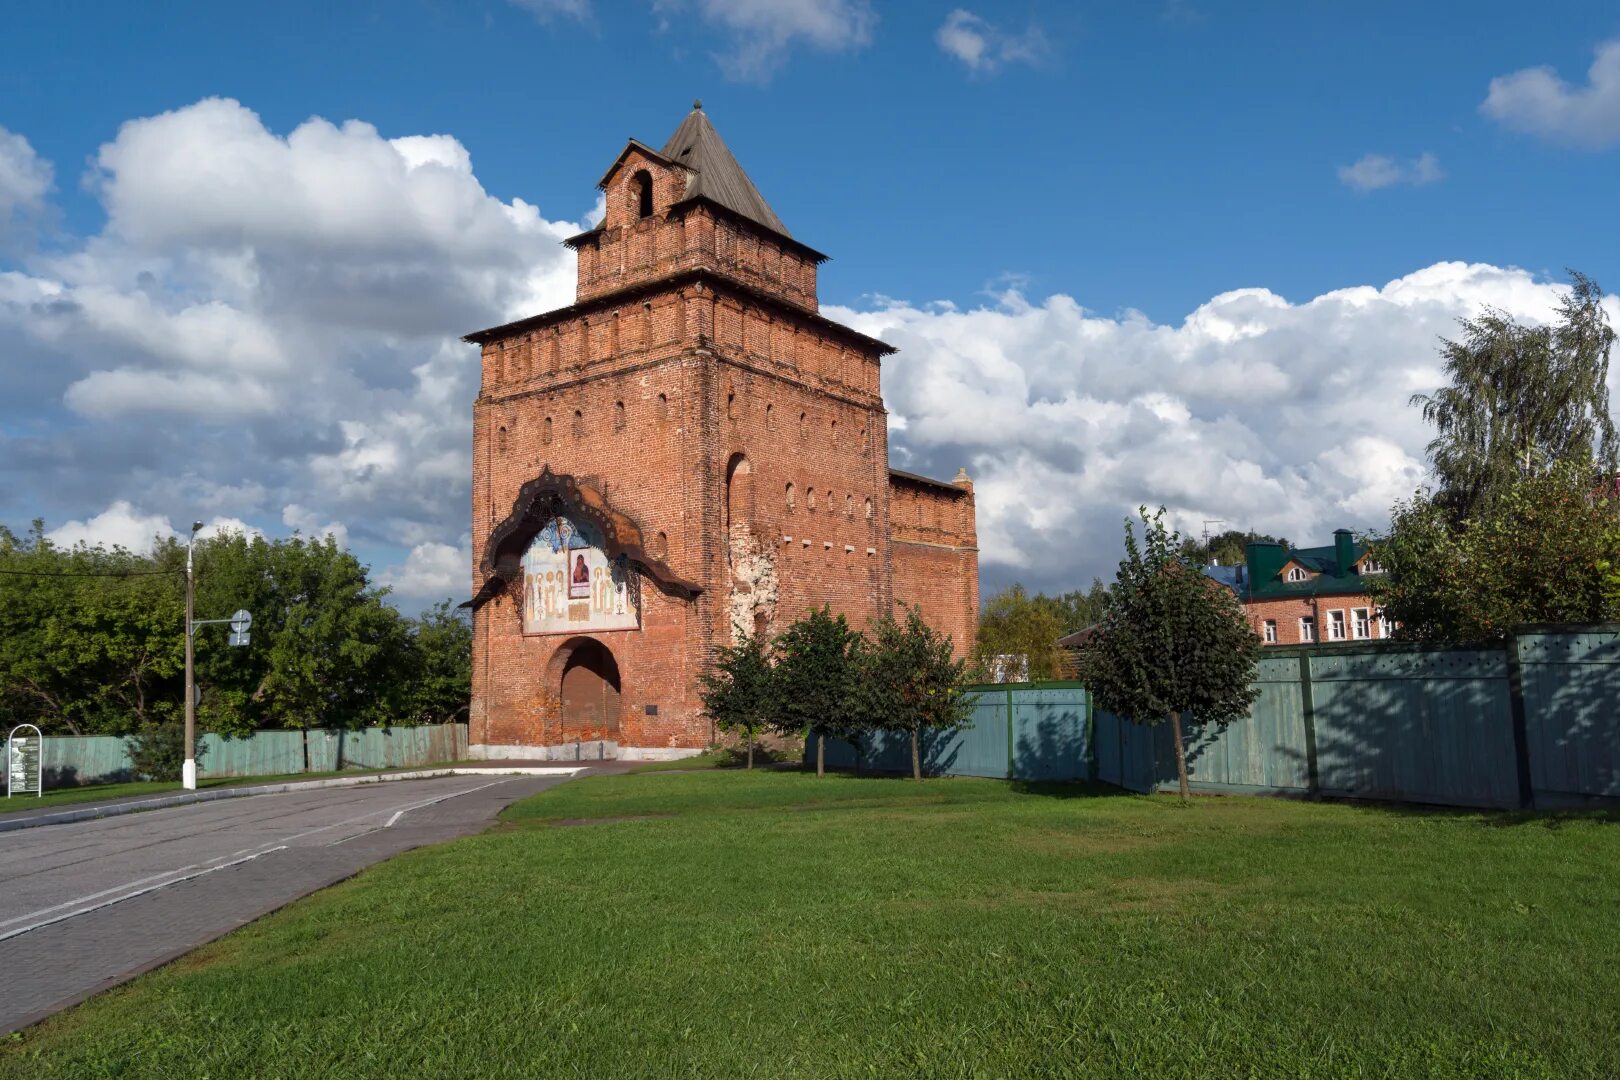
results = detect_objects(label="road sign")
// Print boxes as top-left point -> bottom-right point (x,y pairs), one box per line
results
229,631 -> 250,647
230,609 -> 252,633
7,724 -> 42,798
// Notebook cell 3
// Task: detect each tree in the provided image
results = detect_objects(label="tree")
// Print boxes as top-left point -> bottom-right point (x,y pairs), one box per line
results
400,601 -> 474,726
700,634 -> 775,768
856,605 -> 972,780
0,522 -> 182,735
1412,270 -> 1617,521
770,606 -> 862,778
1371,462 -> 1620,643
975,580 -> 1113,680
1180,530 -> 1284,570
1079,509 -> 1261,801
185,530 -> 417,735
0,521 -> 472,737
975,584 -> 1066,680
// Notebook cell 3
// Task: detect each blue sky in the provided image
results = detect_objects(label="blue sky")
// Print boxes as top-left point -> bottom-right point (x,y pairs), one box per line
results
3,1 -> 1620,606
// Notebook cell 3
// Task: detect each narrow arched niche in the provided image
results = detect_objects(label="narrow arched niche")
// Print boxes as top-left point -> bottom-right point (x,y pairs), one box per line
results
725,453 -> 754,539
632,170 -> 654,219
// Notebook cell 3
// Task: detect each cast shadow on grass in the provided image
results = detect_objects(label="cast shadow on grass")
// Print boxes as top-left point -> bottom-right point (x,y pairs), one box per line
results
1339,797 -> 1620,830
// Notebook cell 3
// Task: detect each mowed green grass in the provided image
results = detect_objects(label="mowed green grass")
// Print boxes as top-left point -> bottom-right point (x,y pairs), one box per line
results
3,770 -> 1617,1079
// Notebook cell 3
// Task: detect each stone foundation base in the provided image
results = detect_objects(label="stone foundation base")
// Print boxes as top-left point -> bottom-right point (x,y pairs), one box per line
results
469,742 -> 703,763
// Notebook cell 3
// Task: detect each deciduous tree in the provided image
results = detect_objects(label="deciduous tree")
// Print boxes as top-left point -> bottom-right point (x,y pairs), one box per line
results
1079,509 -> 1260,801
700,634 -> 776,768
1412,270 -> 1617,521
771,606 -> 861,778
1372,463 -> 1620,642
855,606 -> 971,780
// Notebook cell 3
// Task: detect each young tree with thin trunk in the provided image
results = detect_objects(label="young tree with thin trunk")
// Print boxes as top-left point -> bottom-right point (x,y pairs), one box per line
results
699,634 -> 774,768
1079,509 -> 1260,801
856,605 -> 971,780
770,606 -> 863,777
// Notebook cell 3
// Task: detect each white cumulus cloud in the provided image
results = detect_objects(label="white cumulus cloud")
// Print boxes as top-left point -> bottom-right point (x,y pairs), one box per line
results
936,9 -> 1048,75
377,539 -> 473,603
46,502 -> 261,552
0,127 -> 53,244
652,0 -> 876,81
1337,152 -> 1443,192
1482,39 -> 1620,149
832,261 -> 1613,594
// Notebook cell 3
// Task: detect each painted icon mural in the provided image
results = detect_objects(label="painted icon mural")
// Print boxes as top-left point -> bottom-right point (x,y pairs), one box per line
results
522,515 -> 640,634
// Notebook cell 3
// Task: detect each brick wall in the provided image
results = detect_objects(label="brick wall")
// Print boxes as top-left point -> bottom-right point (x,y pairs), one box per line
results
888,474 -> 979,658
1242,593 -> 1389,645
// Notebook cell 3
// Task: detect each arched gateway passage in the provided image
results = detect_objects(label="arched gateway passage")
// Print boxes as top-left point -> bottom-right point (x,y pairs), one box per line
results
557,638 -> 622,742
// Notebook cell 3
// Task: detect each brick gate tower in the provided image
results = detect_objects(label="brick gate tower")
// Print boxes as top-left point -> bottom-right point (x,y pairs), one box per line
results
464,104 -> 978,760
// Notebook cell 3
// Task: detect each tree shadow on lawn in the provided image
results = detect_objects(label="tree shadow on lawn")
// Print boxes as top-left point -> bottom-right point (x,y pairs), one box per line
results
1328,793 -> 1620,830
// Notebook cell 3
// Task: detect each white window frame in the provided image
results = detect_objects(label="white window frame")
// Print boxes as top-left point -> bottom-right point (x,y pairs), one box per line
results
1263,620 -> 1277,644
1299,616 -> 1316,643
1376,609 -> 1391,639
1352,607 -> 1371,640
1360,557 -> 1383,574
1327,610 -> 1346,642
1285,566 -> 1308,583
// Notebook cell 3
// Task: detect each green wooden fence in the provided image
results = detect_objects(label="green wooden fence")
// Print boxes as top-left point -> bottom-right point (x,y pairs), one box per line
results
1093,625 -> 1620,809
38,723 -> 469,787
813,626 -> 1620,810
813,683 -> 1091,779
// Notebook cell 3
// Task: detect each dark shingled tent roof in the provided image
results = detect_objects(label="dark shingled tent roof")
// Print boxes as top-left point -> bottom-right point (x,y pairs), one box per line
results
659,104 -> 791,238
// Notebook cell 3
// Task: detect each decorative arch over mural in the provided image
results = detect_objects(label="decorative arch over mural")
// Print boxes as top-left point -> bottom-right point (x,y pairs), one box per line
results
466,466 -> 701,611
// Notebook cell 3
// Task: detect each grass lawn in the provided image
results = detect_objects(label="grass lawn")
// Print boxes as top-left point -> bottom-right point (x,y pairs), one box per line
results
0,761 -> 480,817
3,770 -> 1617,1078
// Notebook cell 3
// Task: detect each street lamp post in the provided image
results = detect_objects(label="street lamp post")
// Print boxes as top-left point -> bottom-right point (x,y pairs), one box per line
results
183,520 -> 203,790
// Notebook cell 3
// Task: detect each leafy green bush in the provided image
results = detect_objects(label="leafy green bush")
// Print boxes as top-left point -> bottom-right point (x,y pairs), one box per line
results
128,720 -> 207,782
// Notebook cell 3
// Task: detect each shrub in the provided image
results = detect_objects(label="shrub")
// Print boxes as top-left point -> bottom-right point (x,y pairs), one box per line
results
128,720 -> 207,782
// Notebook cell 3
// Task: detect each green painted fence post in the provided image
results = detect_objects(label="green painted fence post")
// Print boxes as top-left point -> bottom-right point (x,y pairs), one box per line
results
1299,650 -> 1319,796
1005,685 -> 1015,780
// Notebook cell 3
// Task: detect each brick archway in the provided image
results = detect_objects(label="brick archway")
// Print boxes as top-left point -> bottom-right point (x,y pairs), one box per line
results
549,637 -> 622,744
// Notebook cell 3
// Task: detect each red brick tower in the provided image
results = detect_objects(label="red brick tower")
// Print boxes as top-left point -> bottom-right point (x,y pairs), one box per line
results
464,104 -> 976,760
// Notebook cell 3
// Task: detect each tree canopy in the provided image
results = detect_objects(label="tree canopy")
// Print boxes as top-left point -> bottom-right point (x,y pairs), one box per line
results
699,633 -> 776,769
1079,509 -> 1260,800
770,605 -> 863,777
854,605 -> 972,780
975,580 -> 1110,680
1371,463 -> 1620,643
0,522 -> 471,736
1412,270 -> 1617,521
1179,529 -> 1284,570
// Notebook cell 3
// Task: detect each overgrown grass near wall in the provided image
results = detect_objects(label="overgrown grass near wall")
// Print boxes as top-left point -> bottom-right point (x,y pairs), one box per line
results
4,771 -> 1617,1078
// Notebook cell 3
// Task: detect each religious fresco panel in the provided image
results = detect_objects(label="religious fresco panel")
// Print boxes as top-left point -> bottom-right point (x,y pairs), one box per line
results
521,515 -> 640,634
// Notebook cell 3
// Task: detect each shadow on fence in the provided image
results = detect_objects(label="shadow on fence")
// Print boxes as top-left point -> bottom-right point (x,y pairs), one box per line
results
806,626 -> 1620,812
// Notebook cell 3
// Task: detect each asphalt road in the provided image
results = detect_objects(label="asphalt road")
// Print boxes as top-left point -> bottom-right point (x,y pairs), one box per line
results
0,772 -> 581,1034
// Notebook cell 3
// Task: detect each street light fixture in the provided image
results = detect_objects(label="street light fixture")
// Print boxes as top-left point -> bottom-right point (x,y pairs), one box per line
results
183,521 -> 203,790
182,520 -> 250,791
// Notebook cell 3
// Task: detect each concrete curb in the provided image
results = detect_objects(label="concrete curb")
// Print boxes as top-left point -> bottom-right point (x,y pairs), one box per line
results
0,767 -> 586,834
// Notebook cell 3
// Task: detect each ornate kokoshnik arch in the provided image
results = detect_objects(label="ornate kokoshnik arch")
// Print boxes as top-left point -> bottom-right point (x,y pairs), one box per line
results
465,466 -> 702,611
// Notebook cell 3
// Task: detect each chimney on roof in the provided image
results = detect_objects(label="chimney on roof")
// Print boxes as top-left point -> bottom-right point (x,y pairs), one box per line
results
1334,528 -> 1354,577
1246,540 -> 1285,590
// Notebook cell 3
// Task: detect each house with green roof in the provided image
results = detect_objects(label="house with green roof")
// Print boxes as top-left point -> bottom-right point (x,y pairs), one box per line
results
1204,529 -> 1392,645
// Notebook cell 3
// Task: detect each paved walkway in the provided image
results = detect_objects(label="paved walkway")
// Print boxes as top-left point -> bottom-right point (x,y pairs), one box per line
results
0,768 -> 607,1034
